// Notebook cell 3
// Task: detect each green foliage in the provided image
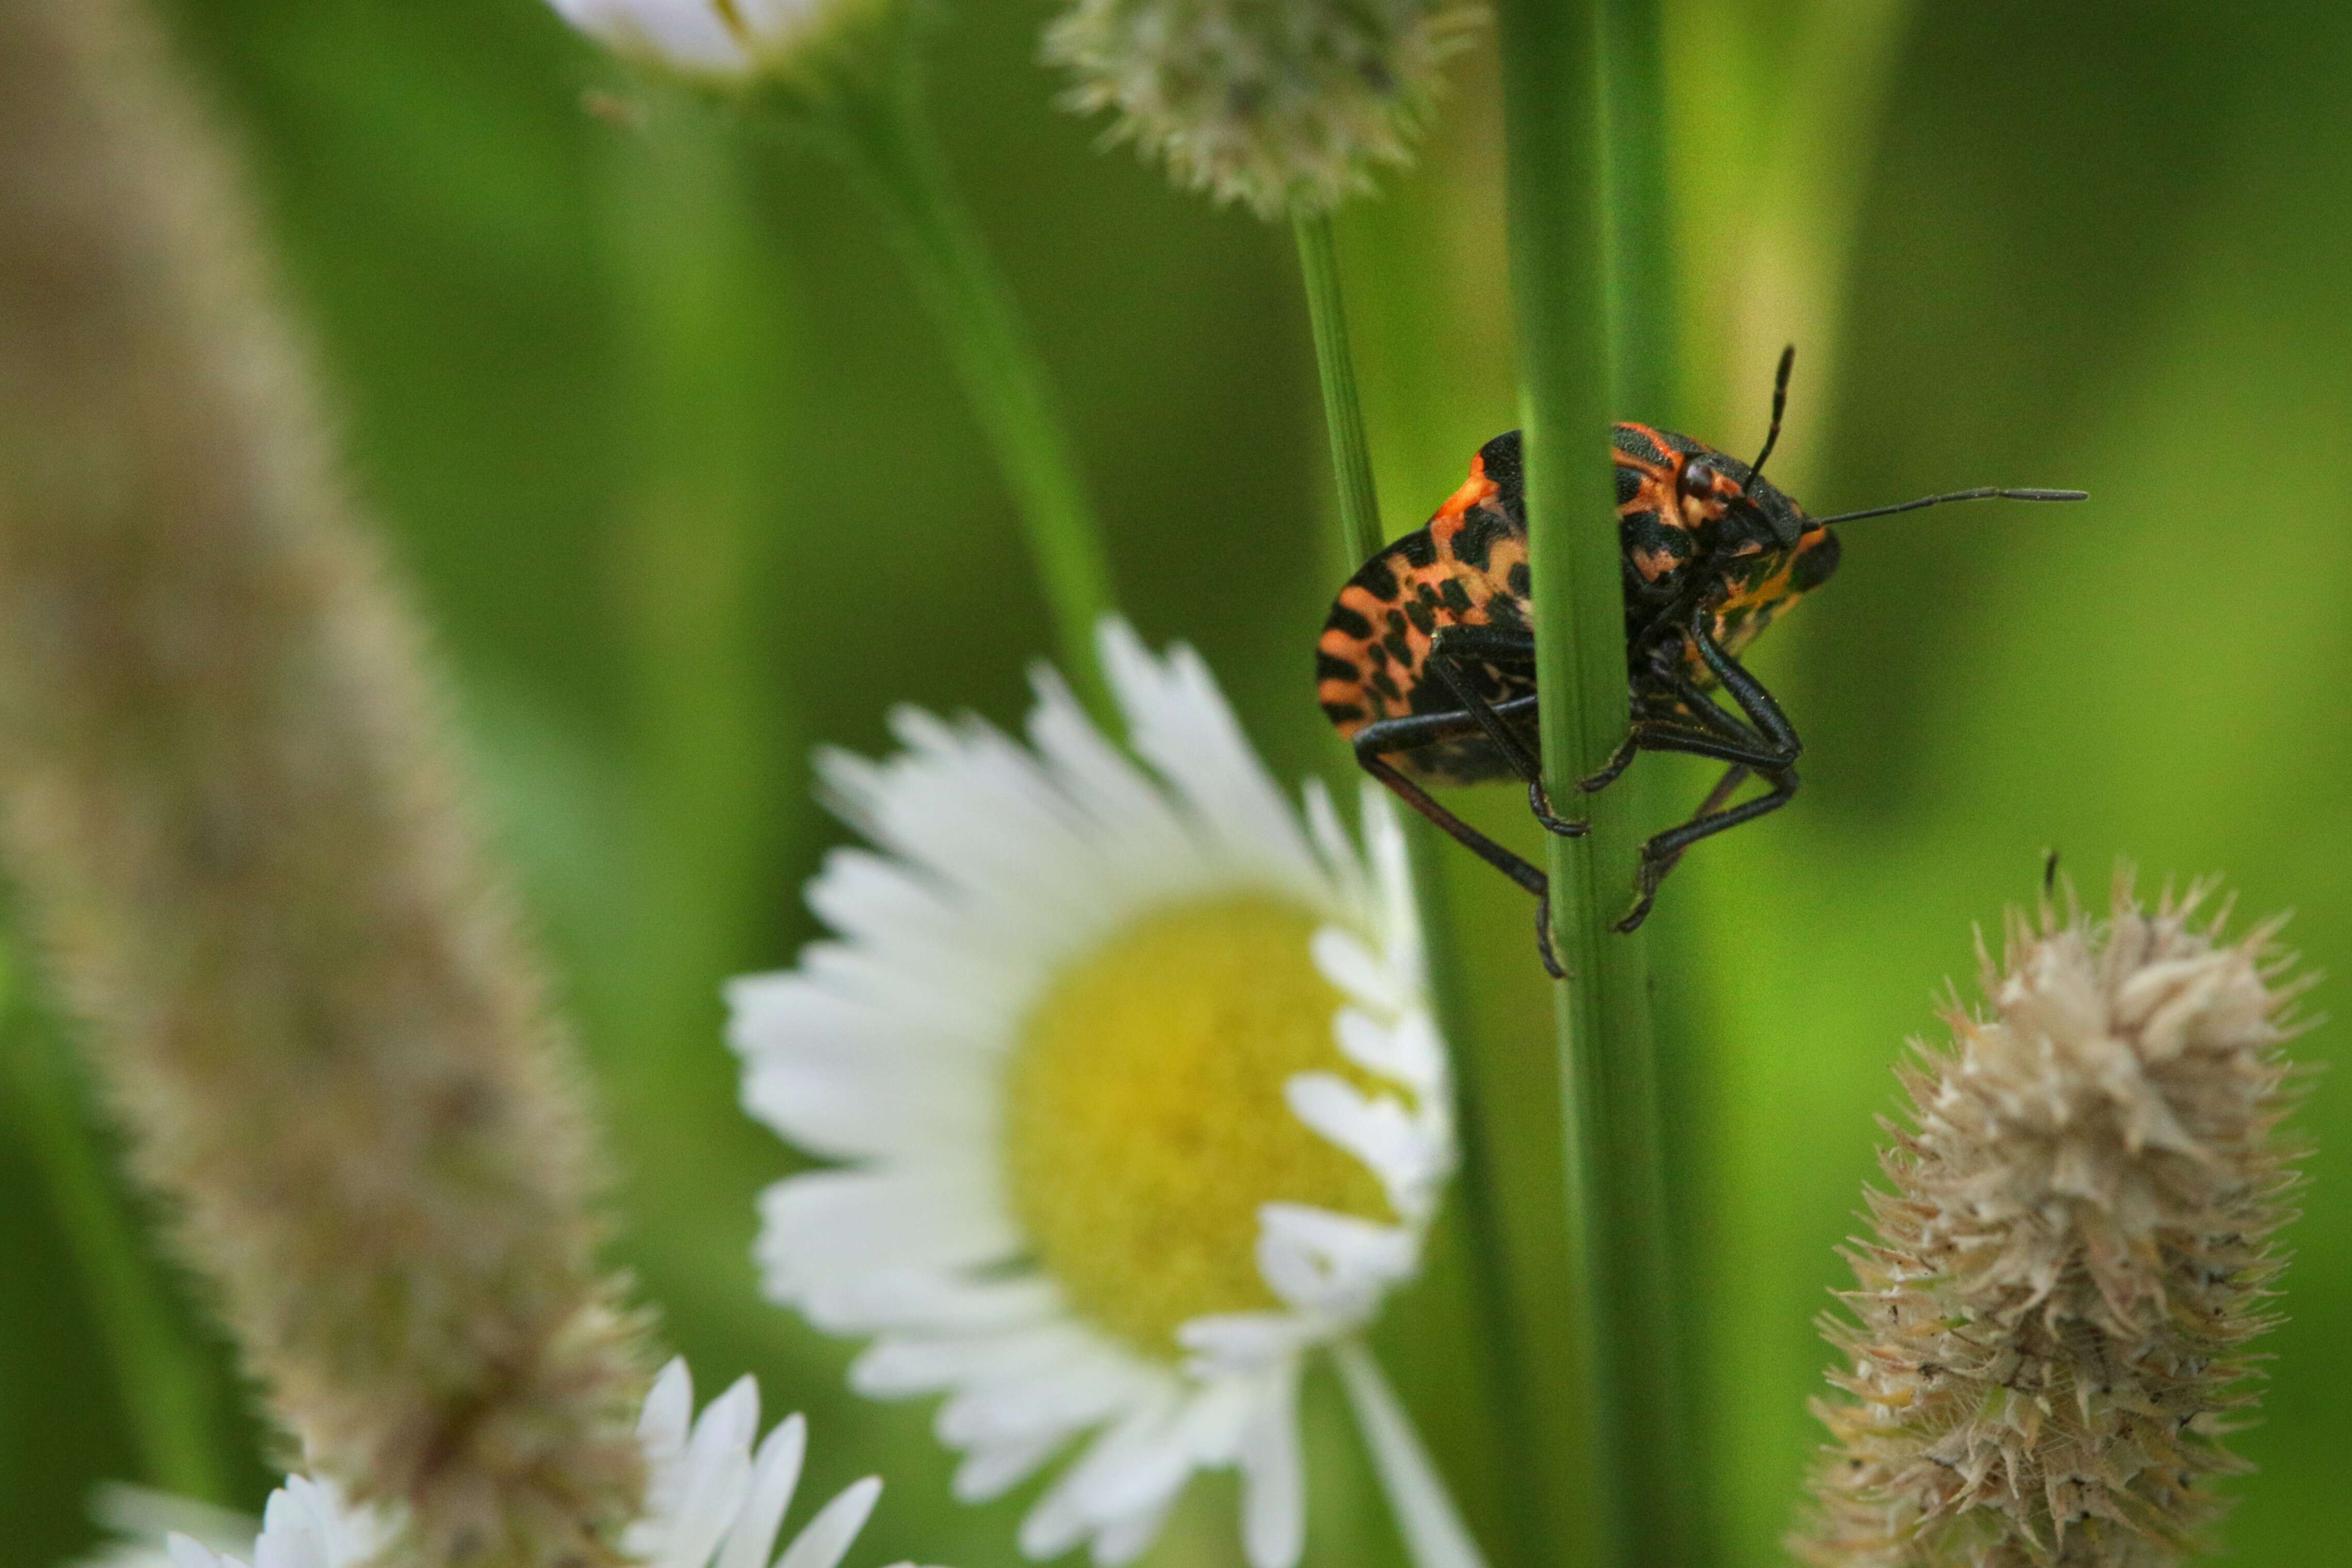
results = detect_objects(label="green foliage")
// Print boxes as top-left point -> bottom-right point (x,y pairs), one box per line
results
3,1 -> 2345,1564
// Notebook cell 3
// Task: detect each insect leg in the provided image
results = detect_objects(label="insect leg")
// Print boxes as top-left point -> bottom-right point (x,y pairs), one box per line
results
1613,766 -> 1800,933
1680,607 -> 1801,765
1422,625 -> 1654,817
1351,707 -> 1568,977
1422,630 -> 1589,837
1603,613 -> 1808,929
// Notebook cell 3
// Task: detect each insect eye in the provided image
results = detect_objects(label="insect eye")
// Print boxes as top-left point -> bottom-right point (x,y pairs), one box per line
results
1679,460 -> 1717,496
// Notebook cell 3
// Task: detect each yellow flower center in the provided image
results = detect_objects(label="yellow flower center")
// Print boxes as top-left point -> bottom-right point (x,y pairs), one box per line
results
1003,895 -> 1392,1359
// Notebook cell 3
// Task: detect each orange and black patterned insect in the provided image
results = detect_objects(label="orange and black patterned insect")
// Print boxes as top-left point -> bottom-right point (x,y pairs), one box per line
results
1316,348 -> 2086,973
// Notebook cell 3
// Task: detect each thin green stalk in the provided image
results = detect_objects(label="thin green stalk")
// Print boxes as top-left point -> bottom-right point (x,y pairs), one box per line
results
817,72 -> 1118,721
0,964 -> 229,1503
1290,207 -> 1518,1564
602,100 -> 803,1329
1496,5 -> 1692,1568
1294,213 -> 1384,563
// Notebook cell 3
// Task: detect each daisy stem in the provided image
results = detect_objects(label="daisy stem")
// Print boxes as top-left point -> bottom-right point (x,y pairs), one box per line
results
1495,3 -> 1694,1567
602,97 -> 810,1339
810,64 -> 1120,725
0,974 -> 230,1505
1293,212 -> 1385,565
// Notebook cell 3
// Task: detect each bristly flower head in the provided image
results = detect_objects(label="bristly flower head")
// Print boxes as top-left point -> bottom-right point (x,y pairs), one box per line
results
1793,873 -> 2314,1568
1043,0 -> 1483,219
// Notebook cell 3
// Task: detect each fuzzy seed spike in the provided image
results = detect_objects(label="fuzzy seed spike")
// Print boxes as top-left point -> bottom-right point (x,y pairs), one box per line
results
0,1 -> 652,1560
1791,872 -> 2313,1568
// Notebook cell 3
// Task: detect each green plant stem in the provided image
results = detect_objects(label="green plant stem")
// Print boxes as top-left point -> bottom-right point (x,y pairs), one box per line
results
602,99 -> 803,1330
1294,213 -> 1385,564
1496,3 -> 1692,1567
1291,208 -> 1513,1562
1599,0 -> 1679,422
814,71 -> 1118,722
0,965 -> 228,1503
1599,0 -> 1719,1557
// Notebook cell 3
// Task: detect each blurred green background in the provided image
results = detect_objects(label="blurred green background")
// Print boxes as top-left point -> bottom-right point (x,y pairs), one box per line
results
2,1 -> 2345,1564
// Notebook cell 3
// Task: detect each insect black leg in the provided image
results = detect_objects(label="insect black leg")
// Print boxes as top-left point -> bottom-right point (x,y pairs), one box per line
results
1680,607 -> 1801,765
1605,610 -> 1807,929
1421,630 -> 1588,837
1614,766 -> 1800,932
1351,705 -> 1567,978
1421,625 -> 1654,818
1575,730 -> 1642,795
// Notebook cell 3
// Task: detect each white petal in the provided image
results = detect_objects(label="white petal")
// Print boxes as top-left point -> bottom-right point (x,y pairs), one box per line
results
1286,1073 -> 1442,1215
1024,663 -> 1194,861
548,0 -> 753,74
1091,1495 -> 1177,1567
953,1431 -> 1074,1503
639,1358 -> 696,1465
1098,622 -> 1323,899
774,1478 -> 884,1568
718,1414 -> 808,1568
1255,1204 -> 1417,1320
1177,1311 -> 1318,1374
1022,1391 -> 1187,1546
935,1343 -> 1151,1445
1312,927 -> 1407,1018
756,1170 -> 1019,1302
739,1049 -> 990,1162
1333,1007 -> 1445,1100
169,1539 -> 241,1568
1238,1364 -> 1306,1568
731,0 -> 826,50
797,1270 -> 1061,1337
1300,777 -> 1371,919
851,1322 -> 1105,1400
1356,786 -> 1423,986
654,1378 -> 758,1568
1333,1340 -> 1491,1568
1018,1483 -> 1093,1562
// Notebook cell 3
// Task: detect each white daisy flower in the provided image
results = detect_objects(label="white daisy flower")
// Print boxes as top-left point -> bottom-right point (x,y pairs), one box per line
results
94,1360 -> 914,1568
545,0 -> 883,83
729,619 -> 1473,1568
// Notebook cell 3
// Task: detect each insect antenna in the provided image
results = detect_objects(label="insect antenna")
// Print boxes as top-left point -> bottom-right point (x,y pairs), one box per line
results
1810,487 -> 2088,525
1744,344 -> 1797,487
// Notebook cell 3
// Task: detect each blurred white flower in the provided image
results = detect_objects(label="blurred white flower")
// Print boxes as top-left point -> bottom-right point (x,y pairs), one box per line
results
546,0 -> 876,82
92,1361 -> 911,1568
730,620 -> 1461,1568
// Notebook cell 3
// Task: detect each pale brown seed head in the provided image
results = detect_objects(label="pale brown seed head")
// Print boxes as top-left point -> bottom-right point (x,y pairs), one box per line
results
1791,872 -> 2312,1568
0,2 -> 652,1560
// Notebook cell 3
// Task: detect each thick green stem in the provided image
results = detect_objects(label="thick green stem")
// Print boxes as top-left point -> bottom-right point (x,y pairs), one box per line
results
820,73 -> 1118,721
1599,0 -> 1680,423
1599,0 -> 1719,1556
1496,3 -> 1692,1567
0,976 -> 229,1503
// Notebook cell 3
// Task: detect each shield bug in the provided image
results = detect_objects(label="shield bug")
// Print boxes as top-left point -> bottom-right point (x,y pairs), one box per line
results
1315,348 -> 2086,974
